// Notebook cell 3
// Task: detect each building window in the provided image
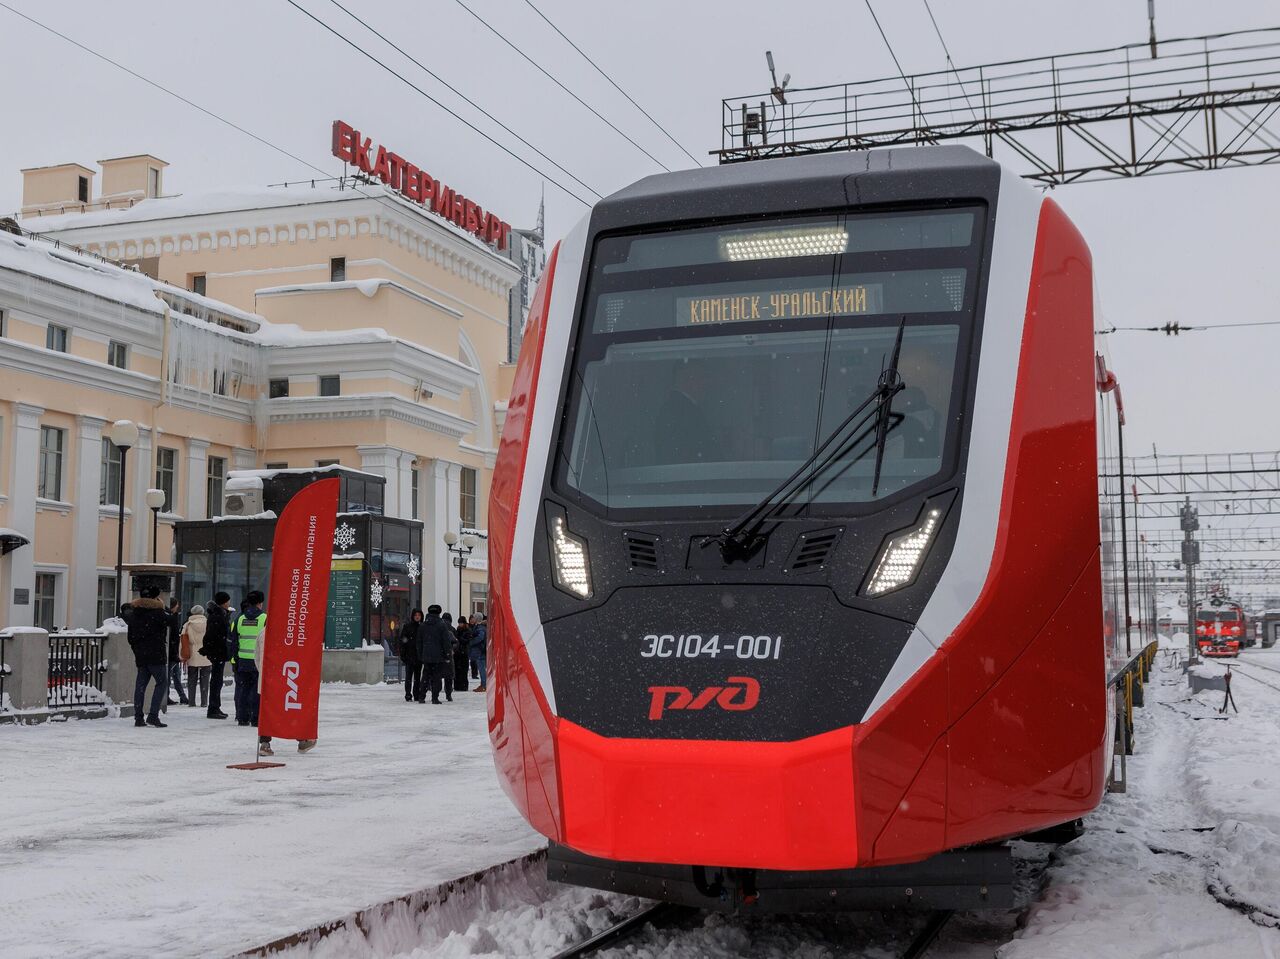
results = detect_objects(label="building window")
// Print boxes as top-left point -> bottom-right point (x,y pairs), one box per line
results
316,458 -> 340,468
269,378 -> 289,399
264,462 -> 288,470
330,257 -> 346,282
460,467 -> 477,529
108,340 -> 129,369
0,308 -> 6,337
190,273 -> 206,296
46,324 -> 68,352
97,575 -> 118,627
470,581 -> 488,617
34,573 -> 58,631
319,375 -> 341,397
155,447 -> 176,513
148,167 -> 159,198
38,426 -> 64,500
207,456 -> 226,518
411,466 -> 420,520
100,439 -> 124,506
77,176 -> 89,203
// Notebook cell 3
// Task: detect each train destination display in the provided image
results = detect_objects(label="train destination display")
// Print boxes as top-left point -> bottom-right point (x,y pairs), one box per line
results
678,283 -> 883,326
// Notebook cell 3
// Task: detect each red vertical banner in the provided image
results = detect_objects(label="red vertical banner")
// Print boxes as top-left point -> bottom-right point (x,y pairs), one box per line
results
259,478 -> 340,742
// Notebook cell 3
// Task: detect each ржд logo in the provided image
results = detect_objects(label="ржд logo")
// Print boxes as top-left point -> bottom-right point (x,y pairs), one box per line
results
647,676 -> 760,720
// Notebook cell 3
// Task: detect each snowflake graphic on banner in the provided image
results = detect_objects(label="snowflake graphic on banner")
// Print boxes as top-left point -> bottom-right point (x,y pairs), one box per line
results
407,555 -> 420,585
334,522 -> 357,552
370,578 -> 384,608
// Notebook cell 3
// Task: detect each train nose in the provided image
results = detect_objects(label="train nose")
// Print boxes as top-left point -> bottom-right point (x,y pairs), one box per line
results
556,719 -> 860,870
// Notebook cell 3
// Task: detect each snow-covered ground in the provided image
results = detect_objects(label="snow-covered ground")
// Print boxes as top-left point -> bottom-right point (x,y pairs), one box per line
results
1002,646 -> 1280,959
0,683 -> 541,959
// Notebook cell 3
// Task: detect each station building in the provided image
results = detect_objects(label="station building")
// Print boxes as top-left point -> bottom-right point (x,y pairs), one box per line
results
1,138 -> 544,636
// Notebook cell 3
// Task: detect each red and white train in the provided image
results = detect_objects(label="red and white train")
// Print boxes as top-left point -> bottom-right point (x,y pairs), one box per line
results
1196,602 -> 1246,658
487,145 -> 1128,911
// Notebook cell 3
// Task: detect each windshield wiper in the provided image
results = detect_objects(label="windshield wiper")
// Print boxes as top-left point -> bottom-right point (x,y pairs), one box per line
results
709,317 -> 908,561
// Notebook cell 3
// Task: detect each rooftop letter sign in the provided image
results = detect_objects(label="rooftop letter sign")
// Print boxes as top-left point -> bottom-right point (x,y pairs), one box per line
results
332,120 -> 512,252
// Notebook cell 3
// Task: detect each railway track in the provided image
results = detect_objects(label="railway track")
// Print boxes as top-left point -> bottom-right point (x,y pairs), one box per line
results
549,902 -> 958,959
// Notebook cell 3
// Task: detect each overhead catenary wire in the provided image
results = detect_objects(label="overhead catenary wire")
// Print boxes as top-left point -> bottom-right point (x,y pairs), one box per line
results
0,0 -> 591,226
449,0 -> 673,173
520,0 -> 703,168
1097,319 -> 1280,334
318,0 -> 603,200
284,0 -> 593,206
920,0 -> 980,121
863,0 -> 936,141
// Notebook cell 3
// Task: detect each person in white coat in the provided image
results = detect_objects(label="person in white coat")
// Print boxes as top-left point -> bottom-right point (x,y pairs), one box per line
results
181,605 -> 213,709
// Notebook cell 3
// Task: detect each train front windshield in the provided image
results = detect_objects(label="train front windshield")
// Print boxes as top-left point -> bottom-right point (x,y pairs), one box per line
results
556,207 -> 987,515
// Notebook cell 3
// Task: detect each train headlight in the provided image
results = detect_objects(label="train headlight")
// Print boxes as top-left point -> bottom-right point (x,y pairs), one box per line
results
864,508 -> 943,597
550,516 -> 593,599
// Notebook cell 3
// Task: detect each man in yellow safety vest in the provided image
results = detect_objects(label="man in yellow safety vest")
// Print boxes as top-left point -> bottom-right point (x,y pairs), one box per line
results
231,591 -> 266,728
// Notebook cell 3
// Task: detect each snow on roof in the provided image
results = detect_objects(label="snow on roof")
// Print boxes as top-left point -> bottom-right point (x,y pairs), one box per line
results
0,230 -> 165,313
29,182 -> 515,263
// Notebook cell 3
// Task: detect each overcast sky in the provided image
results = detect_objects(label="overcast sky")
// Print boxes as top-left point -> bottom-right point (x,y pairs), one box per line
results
3,0 -> 1278,464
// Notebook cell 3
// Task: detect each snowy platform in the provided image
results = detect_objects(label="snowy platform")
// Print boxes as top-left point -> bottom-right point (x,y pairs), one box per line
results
0,684 -> 541,959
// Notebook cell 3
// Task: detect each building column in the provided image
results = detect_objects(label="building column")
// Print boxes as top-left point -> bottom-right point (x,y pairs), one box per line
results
186,438 -> 210,520
443,462 -> 463,614
397,454 -> 414,521
232,447 -> 256,471
7,403 -> 45,627
72,415 -> 107,628
357,445 -> 412,520
129,426 -> 152,565
423,459 -> 450,606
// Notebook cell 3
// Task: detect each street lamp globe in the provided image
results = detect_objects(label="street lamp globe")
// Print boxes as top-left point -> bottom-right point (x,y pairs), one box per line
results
461,533 -> 479,550
442,530 -> 459,547
106,419 -> 139,450
145,488 -> 166,512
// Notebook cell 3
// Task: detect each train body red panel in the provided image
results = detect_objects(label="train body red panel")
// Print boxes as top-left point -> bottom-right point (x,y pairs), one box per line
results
488,146 -> 1119,882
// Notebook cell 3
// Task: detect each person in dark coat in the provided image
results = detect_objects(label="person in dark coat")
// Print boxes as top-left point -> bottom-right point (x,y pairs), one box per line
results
166,599 -> 189,707
418,605 -> 454,705
453,616 -> 471,691
123,585 -> 172,728
400,609 -> 424,703
200,592 -> 232,719
441,613 -> 459,702
469,614 -> 489,692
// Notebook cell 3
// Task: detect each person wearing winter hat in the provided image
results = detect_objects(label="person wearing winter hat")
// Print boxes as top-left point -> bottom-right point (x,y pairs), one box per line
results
181,605 -> 212,709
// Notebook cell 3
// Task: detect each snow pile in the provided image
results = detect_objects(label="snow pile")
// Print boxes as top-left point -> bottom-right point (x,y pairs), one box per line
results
99,617 -> 127,634
210,510 -> 277,523
1208,821 -> 1280,927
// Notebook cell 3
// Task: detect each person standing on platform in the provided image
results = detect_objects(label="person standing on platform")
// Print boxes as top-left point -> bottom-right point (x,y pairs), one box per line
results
123,585 -> 171,728
470,613 -> 488,693
419,605 -> 453,705
400,609 -> 424,703
454,616 -> 471,692
201,592 -> 232,720
181,605 -> 212,709
441,613 -> 458,703
231,591 -> 265,727
166,598 -> 189,707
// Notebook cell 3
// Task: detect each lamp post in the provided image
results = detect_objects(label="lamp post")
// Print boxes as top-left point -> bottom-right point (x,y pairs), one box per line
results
106,420 -> 139,609
145,488 -> 166,563
443,531 -> 479,618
